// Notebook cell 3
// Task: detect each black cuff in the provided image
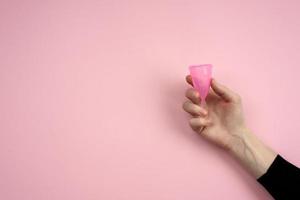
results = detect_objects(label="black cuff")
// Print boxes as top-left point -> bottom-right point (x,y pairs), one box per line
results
257,155 -> 300,200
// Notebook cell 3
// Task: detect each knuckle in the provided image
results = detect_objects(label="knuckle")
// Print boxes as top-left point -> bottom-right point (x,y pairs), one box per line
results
192,90 -> 199,98
186,88 -> 198,98
182,101 -> 189,110
183,101 -> 197,114
189,118 -> 196,125
185,88 -> 193,97
189,122 -> 198,131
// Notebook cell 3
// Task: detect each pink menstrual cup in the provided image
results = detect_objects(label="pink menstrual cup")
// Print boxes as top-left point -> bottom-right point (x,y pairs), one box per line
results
189,64 -> 213,105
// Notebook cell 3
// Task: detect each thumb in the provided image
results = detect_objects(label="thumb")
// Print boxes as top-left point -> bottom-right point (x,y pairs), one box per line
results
211,79 -> 239,102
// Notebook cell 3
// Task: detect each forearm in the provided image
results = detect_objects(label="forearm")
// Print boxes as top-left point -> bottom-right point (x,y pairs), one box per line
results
228,128 -> 277,178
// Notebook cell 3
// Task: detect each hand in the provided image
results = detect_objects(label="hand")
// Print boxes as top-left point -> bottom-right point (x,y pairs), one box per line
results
182,75 -> 276,178
183,75 -> 247,150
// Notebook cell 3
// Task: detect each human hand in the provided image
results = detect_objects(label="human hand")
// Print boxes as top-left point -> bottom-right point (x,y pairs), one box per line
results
182,75 -> 276,178
183,75 -> 247,150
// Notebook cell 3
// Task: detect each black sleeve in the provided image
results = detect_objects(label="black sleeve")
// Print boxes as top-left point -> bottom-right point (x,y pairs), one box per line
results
257,155 -> 300,200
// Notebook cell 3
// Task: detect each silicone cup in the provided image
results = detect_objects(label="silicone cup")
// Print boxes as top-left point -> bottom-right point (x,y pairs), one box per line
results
189,64 -> 213,105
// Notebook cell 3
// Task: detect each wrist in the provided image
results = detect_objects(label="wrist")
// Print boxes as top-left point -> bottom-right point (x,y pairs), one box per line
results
227,127 -> 252,155
228,128 -> 277,178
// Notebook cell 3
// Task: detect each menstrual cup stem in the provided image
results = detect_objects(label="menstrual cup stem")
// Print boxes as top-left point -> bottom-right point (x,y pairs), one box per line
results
200,99 -> 206,108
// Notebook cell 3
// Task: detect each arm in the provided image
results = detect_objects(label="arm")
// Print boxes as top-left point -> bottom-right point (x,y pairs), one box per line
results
228,128 -> 276,178
182,75 -> 300,199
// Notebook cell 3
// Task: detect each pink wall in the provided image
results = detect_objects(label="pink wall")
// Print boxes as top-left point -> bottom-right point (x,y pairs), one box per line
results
1,0 -> 300,199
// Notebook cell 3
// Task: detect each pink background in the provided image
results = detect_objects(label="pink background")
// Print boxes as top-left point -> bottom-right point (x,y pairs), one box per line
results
1,0 -> 300,199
